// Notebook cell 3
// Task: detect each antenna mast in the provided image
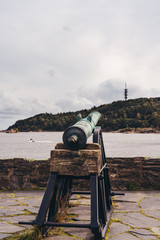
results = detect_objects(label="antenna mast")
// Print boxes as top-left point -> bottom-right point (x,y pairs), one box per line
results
124,82 -> 128,101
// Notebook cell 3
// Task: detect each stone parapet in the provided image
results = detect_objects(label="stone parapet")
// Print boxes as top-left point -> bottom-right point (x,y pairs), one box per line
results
0,156 -> 159,190
0,158 -> 50,190
107,157 -> 160,190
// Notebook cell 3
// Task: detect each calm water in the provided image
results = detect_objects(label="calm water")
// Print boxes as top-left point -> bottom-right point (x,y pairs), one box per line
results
0,132 -> 160,159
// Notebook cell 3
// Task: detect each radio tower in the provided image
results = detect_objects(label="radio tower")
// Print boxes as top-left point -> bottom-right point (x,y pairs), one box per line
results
124,82 -> 128,101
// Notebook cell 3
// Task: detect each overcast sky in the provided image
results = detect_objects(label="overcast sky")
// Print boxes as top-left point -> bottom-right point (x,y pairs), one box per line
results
1,0 -> 160,130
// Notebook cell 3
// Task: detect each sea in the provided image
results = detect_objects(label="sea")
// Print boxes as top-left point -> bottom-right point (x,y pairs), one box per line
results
0,132 -> 160,160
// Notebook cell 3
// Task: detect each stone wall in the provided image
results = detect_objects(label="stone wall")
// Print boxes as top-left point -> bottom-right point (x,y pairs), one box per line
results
0,157 -> 159,190
107,157 -> 160,190
0,158 -> 50,190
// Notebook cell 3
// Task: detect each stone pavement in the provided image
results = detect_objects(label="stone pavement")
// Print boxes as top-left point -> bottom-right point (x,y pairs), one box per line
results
0,191 -> 159,239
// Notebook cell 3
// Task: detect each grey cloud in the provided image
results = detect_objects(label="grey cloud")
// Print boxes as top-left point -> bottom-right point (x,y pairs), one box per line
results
47,68 -> 55,77
94,80 -> 124,103
56,99 -> 80,112
63,26 -> 71,32
0,91 -> 20,114
55,79 -> 128,113
93,79 -> 160,103
56,79 -> 160,113
0,88 -> 61,130
56,95 -> 93,112
74,79 -> 126,106
92,80 -> 160,103
0,90 -> 45,129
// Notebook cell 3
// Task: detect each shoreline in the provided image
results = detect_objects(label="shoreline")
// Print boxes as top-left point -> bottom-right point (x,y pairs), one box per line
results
114,127 -> 160,134
1,127 -> 160,134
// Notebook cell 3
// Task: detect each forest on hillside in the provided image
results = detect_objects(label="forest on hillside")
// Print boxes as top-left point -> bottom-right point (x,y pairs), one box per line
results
7,97 -> 160,132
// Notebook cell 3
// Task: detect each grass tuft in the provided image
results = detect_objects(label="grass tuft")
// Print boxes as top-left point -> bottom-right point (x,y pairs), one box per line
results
5,227 -> 42,240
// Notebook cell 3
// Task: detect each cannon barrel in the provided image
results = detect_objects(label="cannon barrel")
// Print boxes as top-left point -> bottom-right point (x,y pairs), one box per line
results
63,111 -> 101,150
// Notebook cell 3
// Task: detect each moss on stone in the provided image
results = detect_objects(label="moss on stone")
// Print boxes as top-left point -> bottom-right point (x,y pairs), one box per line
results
5,227 -> 42,240
127,182 -> 140,191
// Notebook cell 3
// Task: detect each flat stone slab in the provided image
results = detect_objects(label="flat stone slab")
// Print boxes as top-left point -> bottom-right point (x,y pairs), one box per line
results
0,214 -> 35,225
0,221 -> 24,234
67,205 -> 90,221
73,214 -> 90,221
137,191 -> 160,197
70,194 -> 79,200
0,199 -> 21,207
0,234 -> 11,239
0,208 -> 24,217
113,191 -> 146,202
129,229 -> 158,239
121,212 -> 160,228
14,191 -> 44,198
70,194 -> 90,200
77,198 -> 90,205
111,212 -> 126,220
15,197 -> 42,207
151,227 -> 160,236
2,205 -> 38,213
140,196 -> 160,210
68,204 -> 90,214
19,206 -> 39,214
64,227 -> 94,239
46,235 -> 78,240
69,199 -> 79,205
108,232 -> 144,240
108,222 -> 130,237
0,193 -> 14,199
113,201 -> 140,212
143,210 -> 160,219
78,195 -> 90,199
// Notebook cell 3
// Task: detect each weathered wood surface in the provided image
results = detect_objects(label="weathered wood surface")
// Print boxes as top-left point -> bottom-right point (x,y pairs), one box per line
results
55,143 -> 100,150
50,143 -> 101,176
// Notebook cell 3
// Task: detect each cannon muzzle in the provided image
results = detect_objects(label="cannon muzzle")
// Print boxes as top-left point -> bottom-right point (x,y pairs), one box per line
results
63,111 -> 101,150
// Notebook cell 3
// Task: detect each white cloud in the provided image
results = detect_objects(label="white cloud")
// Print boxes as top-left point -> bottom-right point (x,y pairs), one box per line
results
0,0 -> 160,129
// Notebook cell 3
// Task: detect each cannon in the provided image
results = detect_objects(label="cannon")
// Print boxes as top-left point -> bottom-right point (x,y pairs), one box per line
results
63,111 -> 101,150
19,111 -> 124,239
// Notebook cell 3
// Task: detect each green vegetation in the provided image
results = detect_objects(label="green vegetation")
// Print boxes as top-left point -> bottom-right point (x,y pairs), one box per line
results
127,182 -> 140,191
5,227 -> 42,240
7,97 -> 160,132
